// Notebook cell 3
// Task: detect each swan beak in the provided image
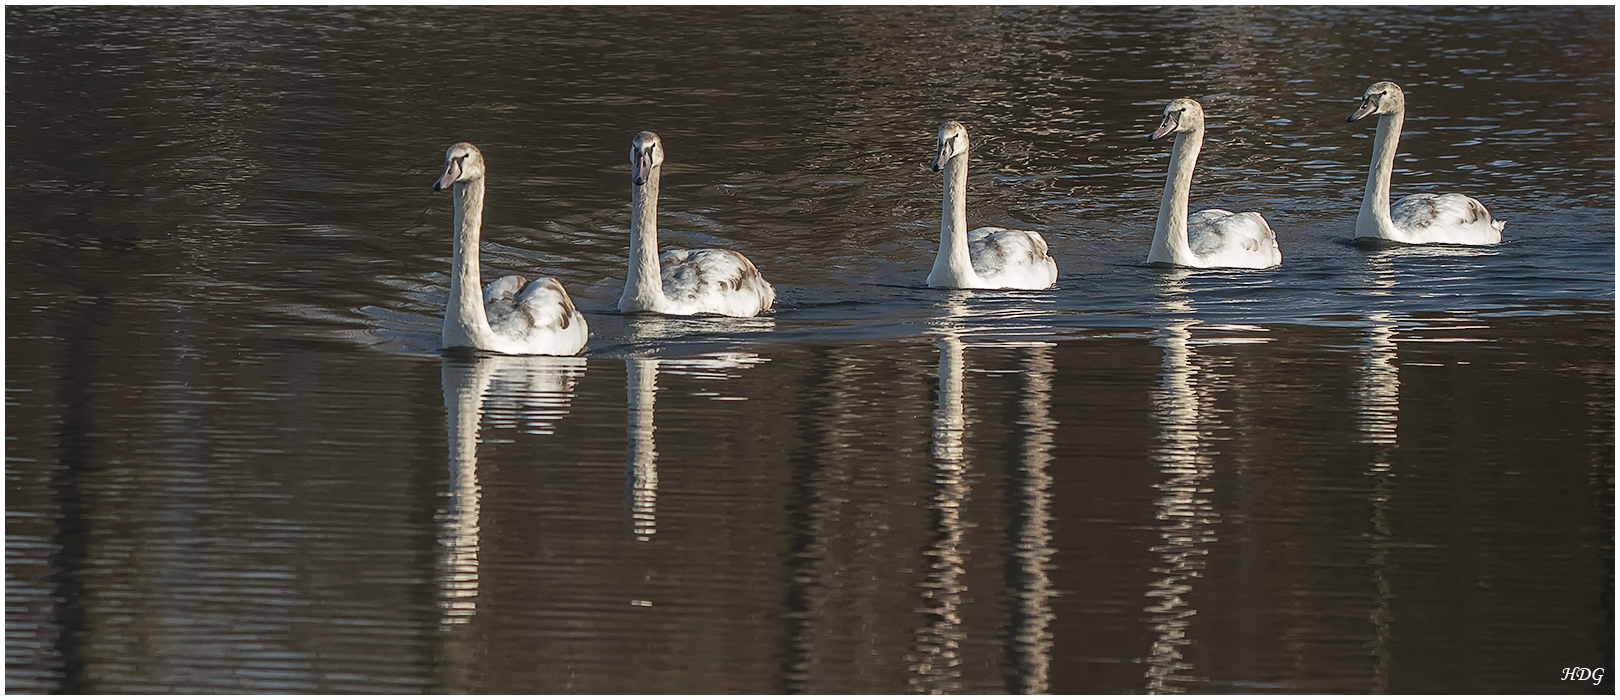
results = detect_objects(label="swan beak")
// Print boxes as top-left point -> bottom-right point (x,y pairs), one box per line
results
1348,99 -> 1376,123
1150,111 -> 1178,141
631,155 -> 650,186
930,147 -> 947,172
433,159 -> 461,191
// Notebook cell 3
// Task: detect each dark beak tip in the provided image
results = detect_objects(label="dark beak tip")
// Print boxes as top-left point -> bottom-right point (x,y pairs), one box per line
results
930,163 -> 941,173
432,182 -> 443,191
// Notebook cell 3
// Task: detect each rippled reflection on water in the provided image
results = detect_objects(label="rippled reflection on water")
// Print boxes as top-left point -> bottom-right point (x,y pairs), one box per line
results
7,5 -> 1613,694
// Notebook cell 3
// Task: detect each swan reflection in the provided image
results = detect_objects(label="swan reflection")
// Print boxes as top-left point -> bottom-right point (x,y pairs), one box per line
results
623,352 -> 765,542
438,352 -> 585,628
1144,269 -> 1217,693
615,311 -> 777,352
1362,309 -> 1401,694
1358,255 -> 1403,693
1357,312 -> 1401,448
910,292 -> 1057,693
1356,254 -> 1403,450
911,300 -> 969,693
626,358 -> 659,541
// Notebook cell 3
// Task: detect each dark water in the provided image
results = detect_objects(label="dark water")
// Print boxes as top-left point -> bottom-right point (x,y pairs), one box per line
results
6,5 -> 1613,694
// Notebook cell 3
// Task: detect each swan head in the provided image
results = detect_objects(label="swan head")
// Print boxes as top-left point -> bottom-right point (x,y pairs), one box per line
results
931,121 -> 969,172
433,142 -> 485,191
630,131 -> 664,186
1349,81 -> 1404,122
1149,99 -> 1204,140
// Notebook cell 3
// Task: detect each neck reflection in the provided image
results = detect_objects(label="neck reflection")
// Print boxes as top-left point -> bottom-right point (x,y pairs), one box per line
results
1145,269 -> 1215,693
912,293 -> 972,693
626,358 -> 659,541
910,292 -> 1058,693
1356,255 -> 1401,449
1358,255 -> 1403,692
621,351 -> 766,543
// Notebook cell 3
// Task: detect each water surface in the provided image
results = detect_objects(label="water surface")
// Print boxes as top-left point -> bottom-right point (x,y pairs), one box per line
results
7,5 -> 1613,694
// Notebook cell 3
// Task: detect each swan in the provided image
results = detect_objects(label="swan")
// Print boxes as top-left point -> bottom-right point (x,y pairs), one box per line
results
432,142 -> 589,355
1147,99 -> 1282,269
1348,81 -> 1505,245
618,131 -> 775,317
928,121 -> 1058,290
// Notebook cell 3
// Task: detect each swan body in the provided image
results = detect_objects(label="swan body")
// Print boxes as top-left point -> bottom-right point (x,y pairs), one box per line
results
433,142 -> 588,356
1148,99 -> 1281,269
928,121 -> 1058,290
1348,81 -> 1504,245
618,131 -> 775,317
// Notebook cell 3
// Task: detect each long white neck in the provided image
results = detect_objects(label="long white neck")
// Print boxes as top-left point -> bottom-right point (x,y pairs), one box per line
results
929,153 -> 981,288
620,169 -> 669,312
1357,109 -> 1404,239
1150,128 -> 1202,265
445,177 -> 494,348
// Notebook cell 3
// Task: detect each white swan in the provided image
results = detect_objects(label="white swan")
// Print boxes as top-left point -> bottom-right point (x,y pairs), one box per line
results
433,142 -> 589,355
928,121 -> 1058,290
1348,81 -> 1505,245
618,131 -> 775,317
1147,99 -> 1282,269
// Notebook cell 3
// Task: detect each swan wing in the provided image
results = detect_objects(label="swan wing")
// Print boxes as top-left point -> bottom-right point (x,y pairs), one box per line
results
1186,209 -> 1282,269
1389,193 -> 1505,244
482,275 -> 528,307
659,248 -> 775,316
483,275 -> 589,355
966,226 -> 1058,290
